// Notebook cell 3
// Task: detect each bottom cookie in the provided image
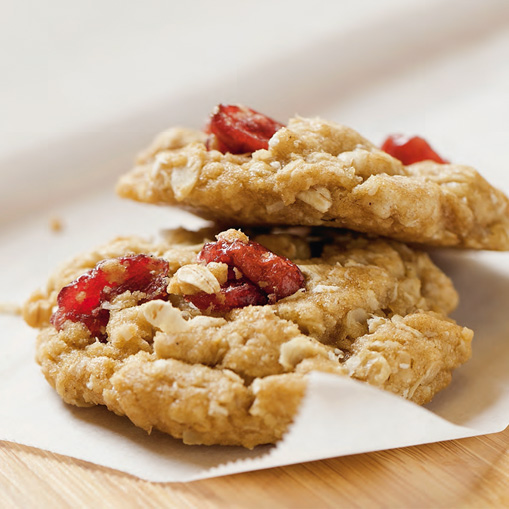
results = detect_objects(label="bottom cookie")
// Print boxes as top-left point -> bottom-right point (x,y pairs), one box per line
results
24,228 -> 472,447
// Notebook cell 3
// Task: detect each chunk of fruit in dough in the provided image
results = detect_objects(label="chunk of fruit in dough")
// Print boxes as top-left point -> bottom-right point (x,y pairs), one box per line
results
381,134 -> 448,165
51,255 -> 169,339
185,236 -> 305,311
185,279 -> 268,311
199,238 -> 305,302
206,104 -> 285,154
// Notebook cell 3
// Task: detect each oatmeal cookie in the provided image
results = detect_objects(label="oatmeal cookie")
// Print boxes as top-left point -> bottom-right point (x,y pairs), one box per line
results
117,113 -> 509,250
24,228 -> 472,447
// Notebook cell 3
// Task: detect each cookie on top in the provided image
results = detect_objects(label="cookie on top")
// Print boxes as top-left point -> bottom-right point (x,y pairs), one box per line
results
117,105 -> 509,250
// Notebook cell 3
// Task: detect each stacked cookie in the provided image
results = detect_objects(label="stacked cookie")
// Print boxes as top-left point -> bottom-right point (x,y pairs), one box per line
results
24,105 -> 509,447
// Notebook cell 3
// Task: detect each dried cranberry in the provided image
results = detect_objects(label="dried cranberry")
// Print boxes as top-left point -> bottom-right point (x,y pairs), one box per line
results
186,236 -> 305,311
185,279 -> 267,312
381,134 -> 448,165
51,254 -> 169,340
199,238 -> 305,302
205,104 -> 285,154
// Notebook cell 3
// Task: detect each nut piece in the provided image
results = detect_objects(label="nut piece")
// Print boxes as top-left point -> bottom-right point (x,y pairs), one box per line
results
206,262 -> 229,285
297,186 -> 332,213
279,336 -> 331,370
168,149 -> 204,201
216,228 -> 249,244
142,300 -> 189,334
168,263 -> 227,296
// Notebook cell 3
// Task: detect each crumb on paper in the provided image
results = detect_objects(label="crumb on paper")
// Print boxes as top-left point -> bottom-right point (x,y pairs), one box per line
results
0,302 -> 22,316
49,216 -> 64,233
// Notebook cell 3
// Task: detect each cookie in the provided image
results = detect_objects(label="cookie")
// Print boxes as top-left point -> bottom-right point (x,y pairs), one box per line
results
24,228 -> 472,447
117,108 -> 509,250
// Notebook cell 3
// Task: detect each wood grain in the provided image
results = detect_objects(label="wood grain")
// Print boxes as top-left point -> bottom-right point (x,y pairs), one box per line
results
1,426 -> 508,508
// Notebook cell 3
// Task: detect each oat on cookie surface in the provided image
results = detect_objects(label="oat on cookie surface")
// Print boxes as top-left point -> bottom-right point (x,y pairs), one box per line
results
117,109 -> 509,250
24,228 -> 472,448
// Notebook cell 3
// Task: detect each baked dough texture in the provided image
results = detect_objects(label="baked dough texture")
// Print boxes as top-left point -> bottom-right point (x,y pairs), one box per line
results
117,117 -> 509,250
24,228 -> 472,447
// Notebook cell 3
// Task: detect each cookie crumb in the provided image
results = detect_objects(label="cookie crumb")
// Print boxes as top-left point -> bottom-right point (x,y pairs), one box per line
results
0,302 -> 21,315
49,216 -> 64,233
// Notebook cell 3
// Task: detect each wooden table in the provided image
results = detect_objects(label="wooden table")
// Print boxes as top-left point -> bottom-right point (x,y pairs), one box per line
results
1,426 -> 508,508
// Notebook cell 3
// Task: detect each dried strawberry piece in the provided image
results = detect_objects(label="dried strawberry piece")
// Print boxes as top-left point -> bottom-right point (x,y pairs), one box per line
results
381,134 -> 448,165
206,104 -> 285,154
51,254 -> 169,340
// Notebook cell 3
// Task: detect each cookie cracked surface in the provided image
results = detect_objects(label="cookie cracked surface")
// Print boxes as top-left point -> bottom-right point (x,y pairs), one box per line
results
117,116 -> 509,250
24,228 -> 472,447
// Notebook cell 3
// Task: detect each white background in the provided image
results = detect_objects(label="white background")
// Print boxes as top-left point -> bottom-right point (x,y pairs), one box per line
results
1,0 -> 506,155
0,0 -> 428,157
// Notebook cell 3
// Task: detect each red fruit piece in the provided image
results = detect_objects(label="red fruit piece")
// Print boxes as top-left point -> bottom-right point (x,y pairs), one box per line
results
186,236 -> 305,313
381,134 -> 448,165
199,238 -> 305,302
206,104 -> 285,154
51,254 -> 169,340
185,279 -> 268,312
